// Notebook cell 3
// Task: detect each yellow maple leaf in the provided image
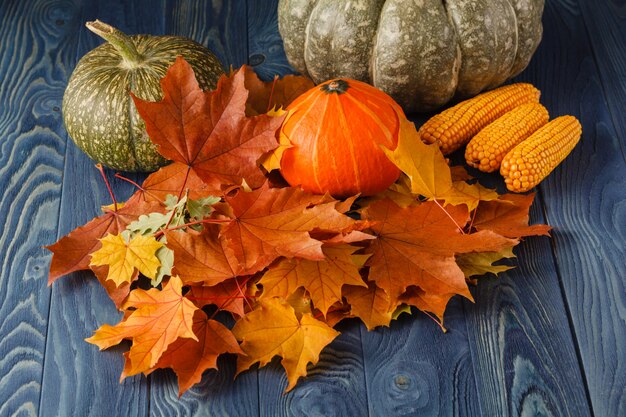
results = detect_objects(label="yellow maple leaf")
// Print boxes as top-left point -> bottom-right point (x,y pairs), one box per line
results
443,181 -> 501,211
232,298 -> 339,391
260,115 -> 292,173
86,276 -> 199,376
383,116 -> 454,200
90,233 -> 163,287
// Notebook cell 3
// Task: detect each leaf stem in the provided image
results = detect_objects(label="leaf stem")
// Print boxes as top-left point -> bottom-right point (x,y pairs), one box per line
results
266,75 -> 278,113
468,206 -> 478,233
96,164 -> 118,212
154,218 -> 231,238
114,173 -> 145,192
433,199 -> 465,234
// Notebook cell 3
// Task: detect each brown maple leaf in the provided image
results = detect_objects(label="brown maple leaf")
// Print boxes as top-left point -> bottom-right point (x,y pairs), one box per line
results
132,56 -> 285,191
259,244 -> 369,316
232,298 -> 339,391
472,193 -> 552,238
220,185 -> 358,273
186,278 -> 252,318
85,276 -> 198,377
361,199 -> 518,316
239,65 -> 315,116
46,198 -> 161,285
149,309 -> 243,396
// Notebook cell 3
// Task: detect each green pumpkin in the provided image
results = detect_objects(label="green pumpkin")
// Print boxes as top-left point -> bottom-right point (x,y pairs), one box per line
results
63,20 -> 224,172
278,0 -> 544,113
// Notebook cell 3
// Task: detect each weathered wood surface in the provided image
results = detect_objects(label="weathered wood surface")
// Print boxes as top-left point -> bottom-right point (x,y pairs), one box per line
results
0,0 -> 624,416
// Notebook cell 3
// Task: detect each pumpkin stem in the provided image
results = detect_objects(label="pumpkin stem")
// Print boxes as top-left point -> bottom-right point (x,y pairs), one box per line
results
86,20 -> 143,67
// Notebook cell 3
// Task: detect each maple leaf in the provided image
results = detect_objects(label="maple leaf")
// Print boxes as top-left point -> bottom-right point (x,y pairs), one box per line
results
343,281 -> 397,330
260,244 -> 369,316
472,193 -> 551,238
383,117 -> 454,200
445,182 -> 500,211
239,65 -> 315,116
89,233 -> 163,287
232,298 -> 339,391
186,278 -> 251,318
150,310 -> 243,396
221,185 -> 358,272
132,56 -> 285,191
86,276 -> 198,376
361,199 -> 518,314
456,247 -> 516,279
398,286 -> 453,325
135,163 -> 219,203
46,198 -> 161,284
165,225 -> 255,286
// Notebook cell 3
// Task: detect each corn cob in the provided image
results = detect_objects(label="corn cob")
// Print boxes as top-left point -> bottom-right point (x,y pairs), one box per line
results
465,103 -> 549,172
419,83 -> 541,155
500,116 -> 582,193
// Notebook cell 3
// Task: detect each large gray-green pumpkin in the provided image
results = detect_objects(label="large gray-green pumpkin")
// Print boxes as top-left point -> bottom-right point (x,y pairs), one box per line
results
278,0 -> 544,113
63,20 -> 224,172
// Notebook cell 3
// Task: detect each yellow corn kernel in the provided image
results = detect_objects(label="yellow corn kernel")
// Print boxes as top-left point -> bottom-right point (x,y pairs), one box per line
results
500,116 -> 582,193
419,83 -> 541,155
465,103 -> 549,172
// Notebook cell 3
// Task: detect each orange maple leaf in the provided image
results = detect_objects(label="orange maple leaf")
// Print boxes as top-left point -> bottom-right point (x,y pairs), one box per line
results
473,193 -> 552,238
132,56 -> 285,191
221,185 -> 358,272
361,199 -> 518,317
239,65 -> 315,116
260,244 -> 369,316
343,281 -> 397,330
150,310 -> 242,396
165,225 -> 254,286
232,298 -> 339,391
85,276 -> 198,377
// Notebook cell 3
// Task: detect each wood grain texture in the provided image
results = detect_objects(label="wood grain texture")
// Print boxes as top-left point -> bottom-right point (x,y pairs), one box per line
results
257,321 -> 369,417
247,0 -> 297,80
0,0 -> 82,415
166,0 -> 248,71
359,300 -> 481,417
528,1 -> 626,415
38,2 -> 156,416
578,0 -> 626,159
463,207 -> 590,417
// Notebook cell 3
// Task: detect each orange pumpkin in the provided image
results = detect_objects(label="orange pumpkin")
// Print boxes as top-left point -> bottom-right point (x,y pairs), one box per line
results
279,78 -> 404,197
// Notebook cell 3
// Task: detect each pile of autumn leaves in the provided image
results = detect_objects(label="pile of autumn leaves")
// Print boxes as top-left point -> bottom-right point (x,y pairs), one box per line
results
47,57 -> 550,395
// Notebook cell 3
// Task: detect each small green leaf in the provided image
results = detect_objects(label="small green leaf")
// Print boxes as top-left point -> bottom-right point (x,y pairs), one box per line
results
153,243 -> 174,287
187,195 -> 220,221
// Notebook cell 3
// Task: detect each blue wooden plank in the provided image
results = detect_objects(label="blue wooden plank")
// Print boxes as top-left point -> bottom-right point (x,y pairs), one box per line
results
0,0 -> 82,415
145,1 -> 259,416
38,2 -> 156,416
256,321 -> 369,417
360,301 -> 481,417
247,0 -> 297,81
578,0 -> 626,159
462,204 -> 590,416
527,1 -> 626,415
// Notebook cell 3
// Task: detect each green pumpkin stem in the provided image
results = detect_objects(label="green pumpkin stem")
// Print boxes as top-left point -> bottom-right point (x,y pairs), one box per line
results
86,20 -> 142,66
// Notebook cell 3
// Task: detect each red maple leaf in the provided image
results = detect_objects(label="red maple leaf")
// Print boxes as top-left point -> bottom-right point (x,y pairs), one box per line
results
132,56 -> 285,192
